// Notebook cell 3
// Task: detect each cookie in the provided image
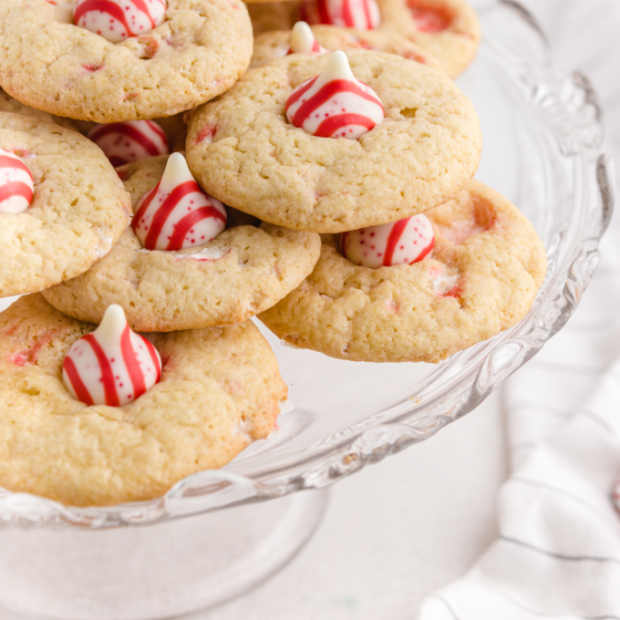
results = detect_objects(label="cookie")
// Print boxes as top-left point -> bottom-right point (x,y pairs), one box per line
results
259,181 -> 547,363
250,24 -> 446,72
0,0 -> 253,122
0,112 -> 131,297
42,154 -> 321,332
62,304 -> 163,408
375,0 -> 480,78
0,89 -> 78,131
0,294 -> 287,506
186,50 -> 482,233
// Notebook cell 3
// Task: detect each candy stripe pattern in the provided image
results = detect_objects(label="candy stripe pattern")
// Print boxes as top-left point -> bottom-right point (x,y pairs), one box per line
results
88,120 -> 169,168
74,0 -> 167,43
0,147 -> 34,215
63,305 -> 161,407
132,152 -> 227,251
340,214 -> 434,269
299,0 -> 381,29
288,22 -> 328,54
285,51 -> 384,140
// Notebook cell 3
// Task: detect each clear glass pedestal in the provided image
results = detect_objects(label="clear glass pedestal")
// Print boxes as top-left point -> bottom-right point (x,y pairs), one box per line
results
0,490 -> 328,620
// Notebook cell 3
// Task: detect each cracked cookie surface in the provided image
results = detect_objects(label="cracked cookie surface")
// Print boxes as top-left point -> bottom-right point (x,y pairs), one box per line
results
0,294 -> 286,506
0,112 -> 131,297
0,0 -> 253,122
186,50 -> 482,233
259,181 -> 547,363
43,155 -> 321,331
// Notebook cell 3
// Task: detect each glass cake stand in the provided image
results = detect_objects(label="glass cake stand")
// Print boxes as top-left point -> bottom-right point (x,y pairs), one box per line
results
0,2 -> 613,619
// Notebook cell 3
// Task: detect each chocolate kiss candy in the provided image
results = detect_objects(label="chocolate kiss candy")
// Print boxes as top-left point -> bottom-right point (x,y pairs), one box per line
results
341,214 -> 435,268
88,121 -> 169,168
285,50 -> 384,140
0,147 -> 34,215
73,0 -> 167,44
132,152 -> 227,251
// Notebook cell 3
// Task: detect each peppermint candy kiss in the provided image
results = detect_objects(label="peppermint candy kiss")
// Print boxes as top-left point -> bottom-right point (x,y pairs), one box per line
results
340,214 -> 435,268
285,51 -> 384,140
0,148 -> 34,215
74,0 -> 167,43
88,121 -> 169,168
62,305 -> 161,407
299,0 -> 380,30
132,153 -> 227,251
288,22 -> 328,55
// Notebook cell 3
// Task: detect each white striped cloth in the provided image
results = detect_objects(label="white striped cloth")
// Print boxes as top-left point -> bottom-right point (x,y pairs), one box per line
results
420,1 -> 620,617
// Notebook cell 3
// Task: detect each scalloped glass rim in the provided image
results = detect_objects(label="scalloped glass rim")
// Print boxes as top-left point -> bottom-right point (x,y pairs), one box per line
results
0,0 -> 613,528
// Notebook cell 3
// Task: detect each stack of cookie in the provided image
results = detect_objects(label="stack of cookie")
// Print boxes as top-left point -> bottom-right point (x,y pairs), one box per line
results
0,0 -> 546,506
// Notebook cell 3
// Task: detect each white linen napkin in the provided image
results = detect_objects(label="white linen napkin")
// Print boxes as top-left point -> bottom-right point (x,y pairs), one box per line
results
420,357 -> 620,619
419,1 -> 620,617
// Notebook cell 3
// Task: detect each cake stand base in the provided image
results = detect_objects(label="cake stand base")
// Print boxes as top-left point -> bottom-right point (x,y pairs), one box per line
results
0,489 -> 329,620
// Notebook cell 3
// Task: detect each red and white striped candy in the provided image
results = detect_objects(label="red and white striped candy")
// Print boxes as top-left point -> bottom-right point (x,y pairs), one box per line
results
299,0 -> 380,30
73,0 -> 167,43
132,152 -> 227,251
62,305 -> 161,407
285,51 -> 384,140
340,214 -> 434,268
0,147 -> 34,215
288,22 -> 328,55
88,120 -> 169,168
